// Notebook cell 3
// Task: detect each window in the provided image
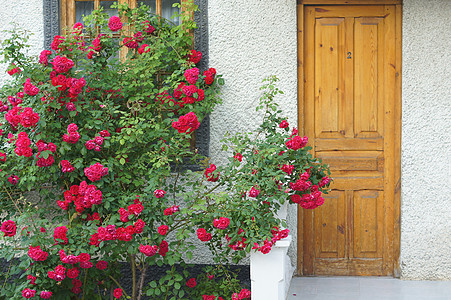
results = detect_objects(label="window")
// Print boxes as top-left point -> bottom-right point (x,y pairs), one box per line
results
43,0 -> 210,159
60,0 -> 184,34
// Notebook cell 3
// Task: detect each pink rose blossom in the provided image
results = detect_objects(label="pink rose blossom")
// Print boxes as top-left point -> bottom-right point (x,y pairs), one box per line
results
108,16 -> 123,32
248,186 -> 260,198
40,291 -> 52,299
154,189 -> 166,198
22,288 -> 36,299
184,68 -> 199,84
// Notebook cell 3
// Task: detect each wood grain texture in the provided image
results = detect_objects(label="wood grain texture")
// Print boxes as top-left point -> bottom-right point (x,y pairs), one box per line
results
61,0 -> 68,34
302,5 -> 316,275
382,4 -> 396,276
299,4 -> 401,276
393,3 -> 402,278
313,6 -> 386,18
296,3 -> 305,275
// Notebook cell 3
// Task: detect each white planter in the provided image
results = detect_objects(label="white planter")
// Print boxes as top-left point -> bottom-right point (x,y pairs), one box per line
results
249,199 -> 294,299
250,235 -> 294,300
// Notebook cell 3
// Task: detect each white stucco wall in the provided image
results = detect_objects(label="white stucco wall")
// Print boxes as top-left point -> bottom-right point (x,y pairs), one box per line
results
208,0 -> 299,265
0,0 -> 44,85
400,0 -> 451,280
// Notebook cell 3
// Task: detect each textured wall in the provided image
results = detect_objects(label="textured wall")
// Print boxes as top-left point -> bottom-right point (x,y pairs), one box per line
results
207,0 -> 299,266
400,0 -> 451,280
0,0 -> 44,85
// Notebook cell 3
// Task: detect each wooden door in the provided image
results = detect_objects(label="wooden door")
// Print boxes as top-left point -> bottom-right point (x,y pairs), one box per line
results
298,4 -> 401,276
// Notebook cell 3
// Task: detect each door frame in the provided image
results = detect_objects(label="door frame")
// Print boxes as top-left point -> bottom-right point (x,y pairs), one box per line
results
296,0 -> 402,276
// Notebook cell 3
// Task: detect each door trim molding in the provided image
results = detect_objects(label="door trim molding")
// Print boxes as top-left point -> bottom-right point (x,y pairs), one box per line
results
296,3 -> 402,276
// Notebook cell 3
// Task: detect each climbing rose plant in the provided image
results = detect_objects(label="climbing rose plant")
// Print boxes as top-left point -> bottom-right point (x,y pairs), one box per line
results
0,3 -> 330,300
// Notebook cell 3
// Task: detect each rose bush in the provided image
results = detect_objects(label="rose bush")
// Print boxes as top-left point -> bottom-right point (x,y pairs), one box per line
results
0,3 -> 330,300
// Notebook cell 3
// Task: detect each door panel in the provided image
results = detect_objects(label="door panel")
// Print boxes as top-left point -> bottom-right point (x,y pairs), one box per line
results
354,17 -> 385,138
314,191 -> 346,259
301,5 -> 399,276
314,18 -> 347,139
353,190 -> 384,258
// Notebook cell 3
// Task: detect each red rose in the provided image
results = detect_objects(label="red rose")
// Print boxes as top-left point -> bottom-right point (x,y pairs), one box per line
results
186,278 -> 196,288
84,162 -> 108,182
290,194 -> 302,204
285,135 -> 308,150
67,267 -> 80,279
281,164 -> 295,175
80,261 -> 94,269
51,35 -> 65,51
1,220 -> 16,237
279,120 -> 289,128
289,179 -> 311,191
158,225 -> 169,235
260,242 -> 272,254
19,107 -> 40,127
99,130 -> 111,137
27,275 -> 36,285
182,84 -> 197,97
40,291 -> 52,299
205,164 -> 219,182
141,20 -> 155,34
213,217 -> 230,230
28,245 -> 49,261
139,244 -> 158,257
172,112 -> 200,134
134,219 -> 145,234
53,226 -> 68,244
113,288 -> 123,299
96,260 -> 108,270
159,240 -> 169,257
51,56 -> 74,73
233,153 -> 243,162
188,49 -> 202,64
197,228 -> 212,242
78,252 -> 90,262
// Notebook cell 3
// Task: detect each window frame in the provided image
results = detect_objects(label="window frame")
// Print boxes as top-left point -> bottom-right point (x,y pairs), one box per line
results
60,0 -> 190,35
43,0 -> 211,159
